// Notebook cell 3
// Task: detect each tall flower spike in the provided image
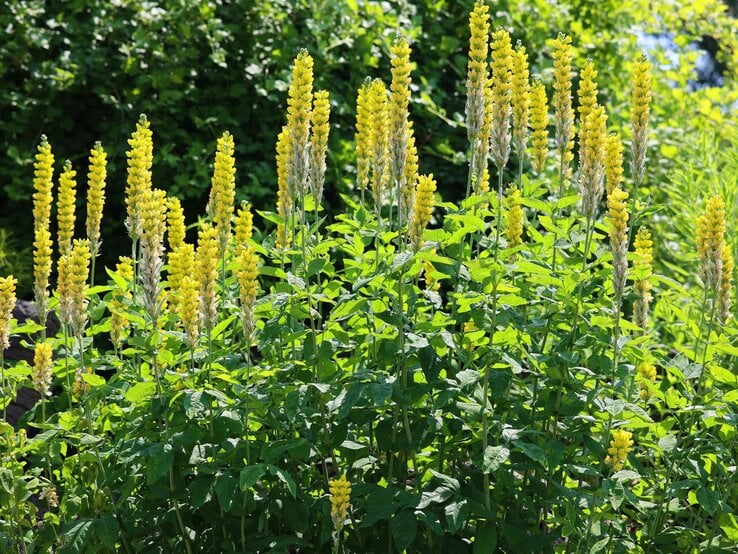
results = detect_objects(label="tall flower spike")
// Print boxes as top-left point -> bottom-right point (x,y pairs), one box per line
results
57,160 -> 77,258
409,174 -> 437,250
32,341 -> 53,398
489,28 -> 514,170
33,226 -> 53,326
577,60 -> 598,128
166,196 -> 186,252
235,245 -> 259,343
33,136 -> 55,233
196,224 -> 220,331
551,34 -> 574,182
717,244 -> 733,323
608,187 -> 630,301
578,105 -> 608,219
529,80 -> 549,174
390,37 -> 413,222
235,202 -> 254,247
0,275 -> 17,351
505,188 -> 524,248
86,142 -> 107,258
368,79 -> 390,210
633,227 -> 653,329
310,90 -> 330,207
465,1 -> 490,147
605,429 -> 634,472
473,82 -> 493,195
179,275 -> 200,350
355,79 -> 373,194
139,189 -> 168,321
329,474 -> 352,534
511,42 -> 531,160
125,115 -> 154,240
276,125 -> 292,249
604,133 -> 625,196
110,256 -> 133,348
696,195 -> 725,292
631,54 -> 652,186
167,243 -> 196,315
209,131 -> 237,252
58,240 -> 91,336
286,49 -> 314,199
637,362 -> 657,400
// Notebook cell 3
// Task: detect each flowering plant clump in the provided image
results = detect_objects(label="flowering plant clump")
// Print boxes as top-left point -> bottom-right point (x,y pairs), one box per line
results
0,5 -> 736,554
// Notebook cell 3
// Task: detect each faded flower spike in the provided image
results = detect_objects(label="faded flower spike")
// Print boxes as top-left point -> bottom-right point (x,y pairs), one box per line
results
505,187 -> 524,248
403,123 -> 419,221
110,256 -> 134,348
125,114 -> 154,240
465,1 -> 490,146
608,187 -> 630,301
310,90 -> 330,207
717,244 -> 733,324
637,361 -> 657,400
410,174 -> 437,250
605,429 -> 634,472
33,341 -> 53,398
489,28 -> 514,170
276,125 -> 293,249
329,474 -> 352,532
633,227 -> 654,329
390,37 -> 412,221
0,275 -> 17,351
196,224 -> 220,331
57,160 -> 77,258
368,78 -> 390,210
512,42 -> 531,162
631,54 -> 652,186
551,34 -> 574,179
86,142 -> 107,258
286,49 -> 314,198
236,245 -> 259,343
529,80 -> 549,174
140,189 -> 168,321
604,133 -> 625,196
696,195 -> 725,292
355,79 -> 373,194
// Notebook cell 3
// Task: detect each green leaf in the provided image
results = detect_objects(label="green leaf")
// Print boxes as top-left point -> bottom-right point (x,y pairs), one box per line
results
482,445 -> 510,473
444,499 -> 468,533
214,472 -> 239,512
124,381 -> 157,404
392,509 -> 417,552
696,487 -> 719,515
239,464 -> 266,491
94,515 -> 119,548
190,475 -> 214,508
81,373 -> 106,387
474,524 -> 498,554
268,465 -> 296,498
658,435 -> 677,453
60,519 -> 93,553
146,443 -> 173,485
513,440 -> 548,469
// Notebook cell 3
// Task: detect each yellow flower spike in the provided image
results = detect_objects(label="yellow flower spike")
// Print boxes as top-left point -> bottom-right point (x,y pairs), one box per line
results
209,131 -> 237,251
608,187 -> 630,301
633,227 -> 654,329
310,90 -> 331,206
637,362 -> 657,400
166,196 -> 186,252
140,189 -> 168,320
718,244 -> 733,324
696,195 -> 726,292
577,59 -> 598,126
409,174 -> 437,250
368,78 -> 390,210
402,123 -> 419,221
473,82 -> 493,193
110,256 -> 134,348
32,341 -> 53,398
529,80 -> 549,174
423,253 -> 439,292
604,429 -> 634,472
489,28 -> 514,170
505,188 -> 524,249
0,275 -> 17,351
355,79 -> 373,194
39,486 -> 58,509
33,226 -> 53,323
465,1 -> 490,147
125,114 -> 154,240
235,245 -> 259,343
511,42 -> 531,159
86,142 -> 107,257
604,133 -> 625,196
578,105 -> 607,219
286,49 -> 314,197
167,243 -> 195,311
178,275 -> 200,350
196,224 -> 220,331
235,202 -> 254,247
73,366 -> 92,399
57,160 -> 78,258
551,34 -> 574,178
631,54 -> 652,185
275,125 -> 293,249
329,474 -> 352,533
32,136 -> 55,233
58,240 -> 91,336
390,36 -> 413,221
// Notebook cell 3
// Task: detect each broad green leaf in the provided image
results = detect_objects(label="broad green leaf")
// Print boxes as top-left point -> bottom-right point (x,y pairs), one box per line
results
392,509 -> 417,552
124,381 -> 156,404
94,515 -> 119,548
482,445 -> 510,473
146,443 -> 173,485
474,524 -> 498,554
214,472 -> 239,512
513,440 -> 548,469
239,464 -> 266,491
